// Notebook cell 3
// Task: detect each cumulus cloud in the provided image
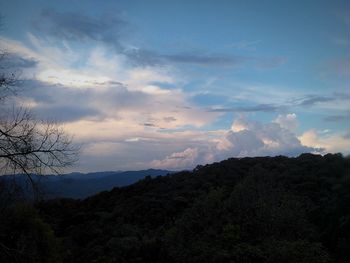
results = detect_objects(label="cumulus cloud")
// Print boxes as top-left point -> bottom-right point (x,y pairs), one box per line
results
216,116 -> 316,157
150,148 -> 200,170
151,115 -> 320,170
299,130 -> 350,155
274,113 -> 298,132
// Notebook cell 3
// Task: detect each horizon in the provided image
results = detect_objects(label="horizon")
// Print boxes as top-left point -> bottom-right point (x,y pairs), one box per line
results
1,0 -> 350,172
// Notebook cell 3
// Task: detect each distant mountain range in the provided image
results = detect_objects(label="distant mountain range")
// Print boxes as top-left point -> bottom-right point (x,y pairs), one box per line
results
1,169 -> 173,199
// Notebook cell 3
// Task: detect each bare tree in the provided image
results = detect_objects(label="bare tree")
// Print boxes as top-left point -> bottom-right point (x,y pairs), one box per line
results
0,19 -> 78,262
0,52 -> 18,100
0,51 -> 79,186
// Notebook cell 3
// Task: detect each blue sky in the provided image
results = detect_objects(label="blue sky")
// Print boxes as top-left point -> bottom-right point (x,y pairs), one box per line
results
1,0 -> 350,172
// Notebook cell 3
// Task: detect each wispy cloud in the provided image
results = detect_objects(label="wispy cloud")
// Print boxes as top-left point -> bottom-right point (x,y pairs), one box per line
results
161,53 -> 246,67
323,111 -> 350,122
290,95 -> 335,107
33,9 -> 127,50
208,103 -> 282,113
32,9 -> 286,69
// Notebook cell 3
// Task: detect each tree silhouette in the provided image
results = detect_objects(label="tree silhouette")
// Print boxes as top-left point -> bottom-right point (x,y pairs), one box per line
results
0,51 -> 78,186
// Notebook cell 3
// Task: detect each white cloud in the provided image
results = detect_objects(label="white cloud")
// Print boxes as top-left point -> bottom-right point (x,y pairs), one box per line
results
150,148 -> 200,170
274,113 -> 298,132
151,115 -> 319,170
299,130 -> 350,155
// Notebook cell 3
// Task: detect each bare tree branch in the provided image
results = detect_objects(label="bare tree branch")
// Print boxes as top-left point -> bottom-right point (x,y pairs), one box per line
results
0,50 -> 79,195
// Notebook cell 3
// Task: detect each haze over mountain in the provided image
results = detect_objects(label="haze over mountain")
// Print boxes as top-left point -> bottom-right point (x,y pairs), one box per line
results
3,169 -> 173,199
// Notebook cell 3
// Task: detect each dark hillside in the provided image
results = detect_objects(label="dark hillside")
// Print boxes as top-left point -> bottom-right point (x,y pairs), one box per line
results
2,153 -> 350,262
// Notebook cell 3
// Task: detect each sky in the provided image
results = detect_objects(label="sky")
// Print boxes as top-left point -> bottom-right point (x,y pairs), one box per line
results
0,0 -> 350,172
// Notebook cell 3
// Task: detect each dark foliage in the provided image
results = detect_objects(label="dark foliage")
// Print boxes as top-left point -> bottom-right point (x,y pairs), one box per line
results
2,153 -> 350,262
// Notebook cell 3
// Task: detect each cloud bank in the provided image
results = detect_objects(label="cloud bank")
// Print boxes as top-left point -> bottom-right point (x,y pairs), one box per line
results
151,115 -> 321,170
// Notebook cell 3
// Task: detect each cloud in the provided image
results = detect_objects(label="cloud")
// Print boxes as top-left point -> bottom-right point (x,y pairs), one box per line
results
34,9 -> 127,50
2,9 -> 348,172
290,95 -> 334,107
209,103 -> 282,113
217,116 -> 316,157
123,46 -> 256,68
299,130 -> 350,155
151,115 -> 319,170
0,53 -> 38,69
161,53 -> 246,67
34,10 -> 243,67
0,35 -> 219,127
0,35 -> 222,172
32,9 -> 286,69
323,113 -> 350,122
334,92 -> 350,100
150,148 -> 201,170
205,87 -> 350,115
274,113 -> 298,132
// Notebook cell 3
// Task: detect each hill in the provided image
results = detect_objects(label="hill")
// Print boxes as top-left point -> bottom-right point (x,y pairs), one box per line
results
1,169 -> 173,199
1,153 -> 350,262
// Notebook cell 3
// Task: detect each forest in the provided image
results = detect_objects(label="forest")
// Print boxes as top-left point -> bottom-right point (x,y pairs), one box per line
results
1,153 -> 349,262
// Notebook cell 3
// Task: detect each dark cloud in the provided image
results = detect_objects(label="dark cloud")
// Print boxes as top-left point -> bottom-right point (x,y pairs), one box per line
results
324,115 -> 349,122
289,93 -> 350,108
299,96 -> 334,106
294,95 -> 334,106
334,92 -> 350,100
35,105 -> 99,122
209,103 -> 282,113
206,92 -> 350,114
143,123 -> 156,127
324,111 -> 350,122
0,53 -> 37,69
17,80 -> 102,122
161,53 -> 246,67
123,48 -> 247,67
16,78 -> 161,123
34,9 -> 127,50
163,116 -> 176,122
123,48 -> 162,66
